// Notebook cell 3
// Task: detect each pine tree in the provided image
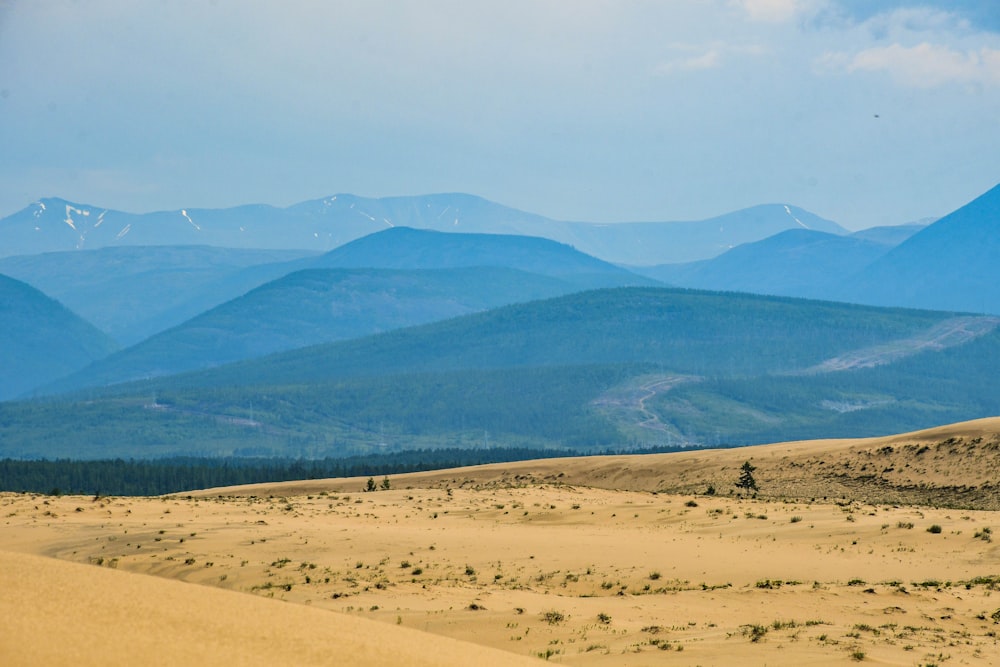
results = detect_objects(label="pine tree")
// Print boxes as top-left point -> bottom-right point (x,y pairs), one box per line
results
735,461 -> 758,493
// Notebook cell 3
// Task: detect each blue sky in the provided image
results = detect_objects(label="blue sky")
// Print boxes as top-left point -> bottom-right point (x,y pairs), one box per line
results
1,0 -> 998,229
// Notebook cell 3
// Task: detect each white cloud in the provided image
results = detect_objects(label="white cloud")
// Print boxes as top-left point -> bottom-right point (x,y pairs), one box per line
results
655,41 -> 766,76
729,0 -> 822,23
656,49 -> 722,74
863,7 -> 971,35
823,42 -> 1000,88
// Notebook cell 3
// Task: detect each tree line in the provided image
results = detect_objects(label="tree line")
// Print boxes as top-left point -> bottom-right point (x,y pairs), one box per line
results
0,442 -> 704,496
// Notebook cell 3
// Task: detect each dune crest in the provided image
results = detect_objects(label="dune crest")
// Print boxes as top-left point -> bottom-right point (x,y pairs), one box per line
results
0,549 -> 544,667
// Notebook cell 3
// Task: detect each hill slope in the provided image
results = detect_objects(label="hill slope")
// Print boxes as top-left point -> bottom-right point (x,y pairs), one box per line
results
119,287 -> 953,395
0,246 -> 315,344
8,287 -> 995,459
639,229 -> 890,299
308,227 -> 655,288
48,267 -> 576,389
841,182 -> 1000,313
0,274 -> 118,400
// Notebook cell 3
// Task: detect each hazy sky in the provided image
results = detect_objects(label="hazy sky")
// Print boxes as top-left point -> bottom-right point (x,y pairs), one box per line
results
1,0 -> 998,229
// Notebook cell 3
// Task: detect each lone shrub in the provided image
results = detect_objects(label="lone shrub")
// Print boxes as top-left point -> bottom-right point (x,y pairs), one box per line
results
542,610 -> 565,624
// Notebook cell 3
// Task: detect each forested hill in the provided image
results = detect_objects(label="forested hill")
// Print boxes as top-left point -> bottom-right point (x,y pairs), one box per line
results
6,287 -> 998,460
95,287 -> 953,395
0,274 -> 118,400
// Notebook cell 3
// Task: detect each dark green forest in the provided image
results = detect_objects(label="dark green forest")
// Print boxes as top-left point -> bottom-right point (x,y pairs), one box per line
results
0,443 -> 705,496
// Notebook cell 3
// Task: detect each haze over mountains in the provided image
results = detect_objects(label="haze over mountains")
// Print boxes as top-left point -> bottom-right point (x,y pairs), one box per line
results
1,194 -> 846,265
2,182 -> 998,458
839,183 -> 1000,313
0,275 -> 118,400
651,183 -> 1000,314
0,246 -> 317,344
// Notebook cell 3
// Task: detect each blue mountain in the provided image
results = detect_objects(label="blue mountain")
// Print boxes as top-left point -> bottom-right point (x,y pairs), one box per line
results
840,183 -> 1000,313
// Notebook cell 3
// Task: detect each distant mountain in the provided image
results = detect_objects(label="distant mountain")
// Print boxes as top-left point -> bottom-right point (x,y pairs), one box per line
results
562,204 -> 847,265
639,229 -> 891,299
840,183 -> 1000,313
43,230 -> 658,391
1,194 -> 846,265
850,222 -> 927,246
0,197 -> 360,257
308,227 -> 657,289
0,274 -> 118,400
0,246 -> 317,344
45,266 -> 577,391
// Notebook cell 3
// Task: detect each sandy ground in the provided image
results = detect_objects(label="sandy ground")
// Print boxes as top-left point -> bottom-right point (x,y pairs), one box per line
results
0,549 -> 544,667
4,418 -> 1000,665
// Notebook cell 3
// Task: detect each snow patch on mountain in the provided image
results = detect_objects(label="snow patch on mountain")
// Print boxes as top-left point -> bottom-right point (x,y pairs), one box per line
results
64,205 -> 77,230
784,205 -> 809,230
181,210 -> 200,231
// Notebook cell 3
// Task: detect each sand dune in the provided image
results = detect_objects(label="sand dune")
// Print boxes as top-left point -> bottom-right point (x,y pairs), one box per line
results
193,417 -> 1000,509
0,549 -> 544,666
4,417 -> 1000,665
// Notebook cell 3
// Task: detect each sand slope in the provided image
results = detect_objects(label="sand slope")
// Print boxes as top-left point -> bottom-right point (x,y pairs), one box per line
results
0,549 -> 544,667
194,417 -> 1000,509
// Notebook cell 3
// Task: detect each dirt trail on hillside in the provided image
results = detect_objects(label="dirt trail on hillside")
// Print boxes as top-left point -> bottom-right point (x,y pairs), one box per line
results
793,315 -> 1000,374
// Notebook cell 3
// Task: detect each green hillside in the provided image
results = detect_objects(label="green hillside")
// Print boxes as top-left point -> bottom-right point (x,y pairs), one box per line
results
44,266 -> 575,392
4,287 -> 989,459
136,287 -> 951,391
0,274 -> 119,400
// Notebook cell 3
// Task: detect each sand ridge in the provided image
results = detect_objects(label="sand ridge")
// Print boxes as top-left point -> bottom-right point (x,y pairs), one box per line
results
192,417 -> 1000,509
0,548 -> 546,666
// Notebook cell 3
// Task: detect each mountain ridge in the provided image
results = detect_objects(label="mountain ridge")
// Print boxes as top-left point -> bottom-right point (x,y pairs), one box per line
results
0,273 -> 119,400
1,193 -> 848,265
838,182 -> 1000,313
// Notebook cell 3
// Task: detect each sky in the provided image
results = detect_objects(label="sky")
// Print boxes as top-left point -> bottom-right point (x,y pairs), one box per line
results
1,0 -> 998,230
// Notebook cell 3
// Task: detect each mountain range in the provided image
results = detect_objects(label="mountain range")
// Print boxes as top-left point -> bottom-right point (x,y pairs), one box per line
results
640,183 -> 1000,314
35,228 -> 658,391
2,182 -> 999,459
1,194 -> 847,265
